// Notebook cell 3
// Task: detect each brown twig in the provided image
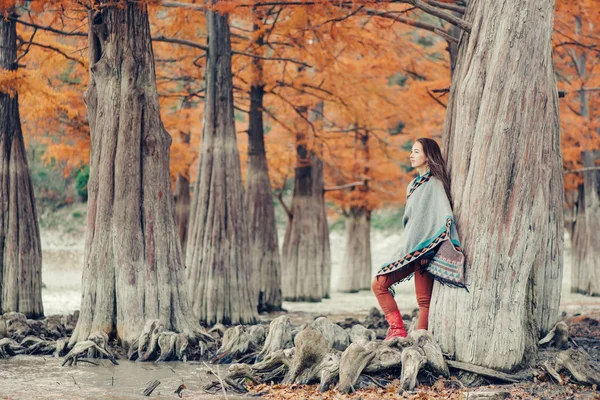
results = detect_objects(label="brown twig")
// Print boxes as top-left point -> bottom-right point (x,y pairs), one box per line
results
564,166 -> 600,174
324,179 -> 371,192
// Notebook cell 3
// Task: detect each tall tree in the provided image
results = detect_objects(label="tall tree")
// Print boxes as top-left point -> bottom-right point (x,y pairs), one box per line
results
338,130 -> 372,293
186,1 -> 258,325
69,1 -> 199,348
0,12 -> 43,319
431,0 -> 563,371
571,150 -> 600,296
244,10 -> 282,312
281,103 -> 331,302
553,4 -> 600,297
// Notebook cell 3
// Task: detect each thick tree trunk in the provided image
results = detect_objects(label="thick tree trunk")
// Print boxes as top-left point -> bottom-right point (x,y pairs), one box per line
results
174,172 -> 190,261
571,150 -> 600,296
246,79 -> 282,312
431,0 -> 563,371
185,2 -> 258,325
0,15 -> 43,319
339,130 -> 372,293
69,2 -> 197,348
338,207 -> 372,293
281,105 -> 330,302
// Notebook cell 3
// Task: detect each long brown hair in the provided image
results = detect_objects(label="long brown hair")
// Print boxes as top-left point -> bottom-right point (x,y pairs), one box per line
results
416,138 -> 452,206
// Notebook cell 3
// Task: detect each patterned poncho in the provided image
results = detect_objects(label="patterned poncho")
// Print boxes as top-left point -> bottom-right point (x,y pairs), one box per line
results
376,172 -> 467,289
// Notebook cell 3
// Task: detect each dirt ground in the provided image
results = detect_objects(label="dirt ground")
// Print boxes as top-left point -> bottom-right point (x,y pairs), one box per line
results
1,204 -> 597,399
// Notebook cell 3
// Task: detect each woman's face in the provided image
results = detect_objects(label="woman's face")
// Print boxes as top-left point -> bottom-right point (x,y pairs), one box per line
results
410,141 -> 428,169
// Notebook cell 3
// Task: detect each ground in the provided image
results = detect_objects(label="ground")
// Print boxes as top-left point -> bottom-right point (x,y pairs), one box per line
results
0,203 -> 598,399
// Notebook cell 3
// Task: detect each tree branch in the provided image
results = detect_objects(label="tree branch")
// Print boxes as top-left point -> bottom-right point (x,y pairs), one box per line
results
15,27 -> 38,64
324,179 -> 370,192
354,7 -> 459,43
25,41 -> 86,66
564,166 -> 600,174
408,0 -> 472,33
424,0 -> 465,13
426,88 -> 446,108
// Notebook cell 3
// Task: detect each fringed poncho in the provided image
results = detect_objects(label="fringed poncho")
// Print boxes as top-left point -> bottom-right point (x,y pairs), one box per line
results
376,172 -> 467,289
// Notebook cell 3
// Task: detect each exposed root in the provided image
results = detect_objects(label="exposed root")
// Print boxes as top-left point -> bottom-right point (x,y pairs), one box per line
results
125,320 -> 214,362
312,317 -> 349,351
62,339 -> 118,366
399,345 -> 426,392
212,325 -> 266,364
0,338 -> 23,358
256,316 -> 293,362
555,347 -> 600,386
409,329 -> 449,377
284,326 -> 331,384
337,343 -> 376,394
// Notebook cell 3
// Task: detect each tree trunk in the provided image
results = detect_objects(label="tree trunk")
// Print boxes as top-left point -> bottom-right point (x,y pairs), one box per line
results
339,130 -> 372,293
338,207 -> 372,293
431,0 -> 563,371
185,1 -> 258,325
69,2 -> 197,348
281,105 -> 330,302
174,172 -> 190,262
310,103 -> 331,299
571,150 -> 600,296
0,14 -> 43,319
245,42 -> 282,312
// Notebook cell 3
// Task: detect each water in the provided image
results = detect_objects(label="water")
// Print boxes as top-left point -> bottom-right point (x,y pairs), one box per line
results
0,356 -> 238,399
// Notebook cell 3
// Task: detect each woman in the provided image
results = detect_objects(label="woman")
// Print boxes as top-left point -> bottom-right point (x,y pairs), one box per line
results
371,138 -> 467,340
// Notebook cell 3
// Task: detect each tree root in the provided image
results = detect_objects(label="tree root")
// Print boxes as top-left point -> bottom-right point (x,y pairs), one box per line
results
212,325 -> 266,364
539,321 -> 569,350
337,343 -> 376,394
62,338 -> 118,366
555,347 -> 600,386
256,316 -> 293,362
0,338 -> 23,358
126,320 -> 214,362
399,345 -> 427,391
409,329 -> 449,377
312,317 -> 350,352
350,324 -> 376,347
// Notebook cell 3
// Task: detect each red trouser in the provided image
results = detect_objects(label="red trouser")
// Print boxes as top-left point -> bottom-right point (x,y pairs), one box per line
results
371,262 -> 434,330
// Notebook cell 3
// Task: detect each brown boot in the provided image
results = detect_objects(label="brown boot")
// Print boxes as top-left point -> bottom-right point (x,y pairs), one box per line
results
384,310 -> 407,340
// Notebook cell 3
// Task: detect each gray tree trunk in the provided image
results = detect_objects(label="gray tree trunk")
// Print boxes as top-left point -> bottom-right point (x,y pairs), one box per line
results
339,130 -> 372,293
174,171 -> 190,262
338,207 -> 372,293
0,14 -> 43,319
281,105 -> 331,302
431,0 -> 563,371
571,150 -> 600,296
69,2 -> 197,348
245,39 -> 282,312
185,1 -> 258,325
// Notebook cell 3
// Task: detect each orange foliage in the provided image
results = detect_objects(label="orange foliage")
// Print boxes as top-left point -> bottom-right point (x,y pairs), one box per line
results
4,0 -> 594,214
554,0 -> 600,197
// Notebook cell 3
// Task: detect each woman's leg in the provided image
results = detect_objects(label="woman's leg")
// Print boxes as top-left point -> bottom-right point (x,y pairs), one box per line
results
414,269 -> 434,330
371,264 -> 415,314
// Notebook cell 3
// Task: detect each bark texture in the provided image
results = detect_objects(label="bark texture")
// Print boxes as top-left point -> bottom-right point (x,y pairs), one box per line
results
0,15 -> 43,318
70,2 -> 197,348
174,171 -> 190,262
338,208 -> 371,292
571,150 -> 600,296
432,0 -> 563,370
339,130 -> 372,292
281,105 -> 331,302
185,2 -> 258,325
245,28 -> 282,311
